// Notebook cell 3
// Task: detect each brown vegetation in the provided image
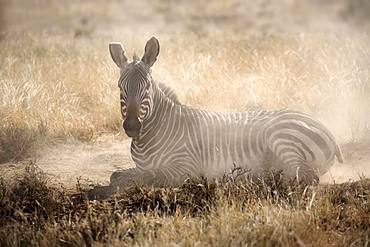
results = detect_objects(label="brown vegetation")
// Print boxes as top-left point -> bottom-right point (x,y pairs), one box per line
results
0,164 -> 368,246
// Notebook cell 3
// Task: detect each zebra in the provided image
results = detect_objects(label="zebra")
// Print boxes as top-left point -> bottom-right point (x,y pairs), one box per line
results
94,37 -> 343,198
157,82 -> 181,105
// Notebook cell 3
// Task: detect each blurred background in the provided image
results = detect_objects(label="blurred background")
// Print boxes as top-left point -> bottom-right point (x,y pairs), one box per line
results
0,0 -> 369,184
1,0 -> 370,35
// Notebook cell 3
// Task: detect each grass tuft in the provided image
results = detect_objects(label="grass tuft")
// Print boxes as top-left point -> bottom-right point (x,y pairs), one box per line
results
0,116 -> 47,163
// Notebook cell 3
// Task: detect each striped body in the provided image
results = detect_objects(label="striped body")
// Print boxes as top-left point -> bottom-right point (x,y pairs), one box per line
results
121,82 -> 342,185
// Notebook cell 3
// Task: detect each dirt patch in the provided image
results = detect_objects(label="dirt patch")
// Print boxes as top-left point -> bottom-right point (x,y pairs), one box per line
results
0,135 -> 133,187
36,135 -> 133,186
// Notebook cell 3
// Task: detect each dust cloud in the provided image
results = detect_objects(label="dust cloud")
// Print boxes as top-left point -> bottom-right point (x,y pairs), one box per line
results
0,0 -> 4,38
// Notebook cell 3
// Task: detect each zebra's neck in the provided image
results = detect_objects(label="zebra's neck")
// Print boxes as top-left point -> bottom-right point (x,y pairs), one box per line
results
134,81 -> 182,145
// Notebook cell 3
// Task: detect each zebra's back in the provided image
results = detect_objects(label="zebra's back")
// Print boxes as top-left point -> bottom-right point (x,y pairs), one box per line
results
180,108 -> 342,182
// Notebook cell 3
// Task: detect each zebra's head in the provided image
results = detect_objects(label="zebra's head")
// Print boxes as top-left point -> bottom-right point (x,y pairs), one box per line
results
109,37 -> 160,138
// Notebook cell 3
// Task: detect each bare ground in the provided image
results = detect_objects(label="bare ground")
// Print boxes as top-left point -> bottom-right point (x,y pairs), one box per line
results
1,136 -> 369,188
0,135 -> 131,187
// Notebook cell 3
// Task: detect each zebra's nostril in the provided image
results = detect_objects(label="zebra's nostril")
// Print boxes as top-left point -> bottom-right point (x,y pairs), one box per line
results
123,118 -> 142,137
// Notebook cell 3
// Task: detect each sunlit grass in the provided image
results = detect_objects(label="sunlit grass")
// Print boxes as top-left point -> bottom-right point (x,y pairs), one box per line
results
1,32 -> 369,162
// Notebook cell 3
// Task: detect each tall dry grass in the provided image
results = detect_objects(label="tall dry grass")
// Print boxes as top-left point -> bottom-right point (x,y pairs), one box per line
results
0,33 -> 121,162
161,33 -> 370,142
1,32 -> 369,162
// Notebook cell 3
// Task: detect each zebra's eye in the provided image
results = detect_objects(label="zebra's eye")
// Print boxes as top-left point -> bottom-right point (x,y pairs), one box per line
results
119,90 -> 127,101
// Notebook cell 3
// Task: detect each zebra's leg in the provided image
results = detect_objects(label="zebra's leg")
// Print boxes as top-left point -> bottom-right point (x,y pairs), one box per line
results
87,168 -> 139,200
86,184 -> 116,200
110,167 -> 157,188
267,141 -> 319,184
289,161 -> 320,185
110,167 -> 138,188
270,148 -> 320,185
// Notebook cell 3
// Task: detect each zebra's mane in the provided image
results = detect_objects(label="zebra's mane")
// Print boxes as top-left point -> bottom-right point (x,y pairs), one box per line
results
133,53 -> 140,61
156,82 -> 181,105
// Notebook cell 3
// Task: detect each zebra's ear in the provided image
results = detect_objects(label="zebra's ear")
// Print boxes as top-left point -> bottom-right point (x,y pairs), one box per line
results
109,42 -> 128,69
142,37 -> 160,68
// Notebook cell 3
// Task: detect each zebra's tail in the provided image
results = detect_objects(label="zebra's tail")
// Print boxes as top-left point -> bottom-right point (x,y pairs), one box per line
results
335,143 -> 344,163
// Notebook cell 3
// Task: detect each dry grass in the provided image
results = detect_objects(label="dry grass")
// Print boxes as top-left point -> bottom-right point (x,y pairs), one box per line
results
0,164 -> 368,246
0,33 -> 122,162
1,32 -> 370,162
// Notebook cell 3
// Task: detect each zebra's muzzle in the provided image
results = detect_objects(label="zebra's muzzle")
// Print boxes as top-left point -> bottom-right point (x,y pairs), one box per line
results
123,117 -> 142,138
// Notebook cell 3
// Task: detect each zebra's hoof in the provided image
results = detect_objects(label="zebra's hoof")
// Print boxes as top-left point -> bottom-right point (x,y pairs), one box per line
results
86,185 -> 116,200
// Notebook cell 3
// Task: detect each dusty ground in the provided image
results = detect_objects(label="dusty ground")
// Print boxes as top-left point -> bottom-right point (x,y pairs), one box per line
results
0,135 -> 369,188
1,0 -> 369,188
